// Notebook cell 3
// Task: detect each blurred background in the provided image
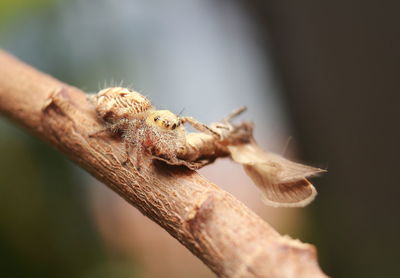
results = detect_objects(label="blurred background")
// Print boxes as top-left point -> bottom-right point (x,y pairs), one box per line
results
0,0 -> 399,277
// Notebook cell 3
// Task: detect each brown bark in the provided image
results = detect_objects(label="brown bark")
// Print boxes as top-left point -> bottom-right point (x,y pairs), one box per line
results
0,50 -> 328,278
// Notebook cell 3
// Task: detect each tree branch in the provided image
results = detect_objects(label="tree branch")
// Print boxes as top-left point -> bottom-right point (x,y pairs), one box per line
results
0,50 -> 328,278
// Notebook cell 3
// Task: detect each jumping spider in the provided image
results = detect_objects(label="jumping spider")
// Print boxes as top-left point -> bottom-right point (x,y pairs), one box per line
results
89,87 -> 229,169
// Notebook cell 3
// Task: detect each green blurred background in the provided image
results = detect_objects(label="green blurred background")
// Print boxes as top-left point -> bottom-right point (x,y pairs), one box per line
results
1,1 -> 399,277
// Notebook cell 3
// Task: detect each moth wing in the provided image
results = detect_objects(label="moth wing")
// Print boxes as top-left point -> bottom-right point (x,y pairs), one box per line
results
228,142 -> 325,207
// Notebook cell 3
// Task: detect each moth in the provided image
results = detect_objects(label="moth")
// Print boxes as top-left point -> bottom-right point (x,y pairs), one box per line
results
89,87 -> 325,207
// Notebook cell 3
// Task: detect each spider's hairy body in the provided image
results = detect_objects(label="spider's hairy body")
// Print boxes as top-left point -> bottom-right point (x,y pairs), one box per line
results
91,87 -> 211,168
95,87 -> 152,123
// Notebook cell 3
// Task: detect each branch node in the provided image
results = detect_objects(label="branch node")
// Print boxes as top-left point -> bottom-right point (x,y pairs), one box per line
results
185,194 -> 215,235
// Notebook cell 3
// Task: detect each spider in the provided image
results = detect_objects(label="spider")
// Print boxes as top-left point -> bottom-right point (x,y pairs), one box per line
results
89,87 -> 226,168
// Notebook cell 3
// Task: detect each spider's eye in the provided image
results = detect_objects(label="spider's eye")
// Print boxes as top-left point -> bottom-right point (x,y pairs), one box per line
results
154,116 -> 160,122
172,123 -> 177,129
165,123 -> 170,128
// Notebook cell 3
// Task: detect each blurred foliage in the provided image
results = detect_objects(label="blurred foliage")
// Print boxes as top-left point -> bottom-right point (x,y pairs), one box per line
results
0,0 -> 55,32
0,119 -> 141,277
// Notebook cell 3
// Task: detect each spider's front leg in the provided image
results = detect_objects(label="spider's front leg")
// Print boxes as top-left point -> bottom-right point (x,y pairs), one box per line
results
178,107 -> 251,166
180,116 -> 221,138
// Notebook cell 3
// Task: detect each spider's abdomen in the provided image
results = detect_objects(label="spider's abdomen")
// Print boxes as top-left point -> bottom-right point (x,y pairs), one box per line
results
94,87 -> 152,123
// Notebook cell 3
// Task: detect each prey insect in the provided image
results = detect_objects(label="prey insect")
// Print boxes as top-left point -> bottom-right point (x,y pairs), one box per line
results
89,87 -> 325,207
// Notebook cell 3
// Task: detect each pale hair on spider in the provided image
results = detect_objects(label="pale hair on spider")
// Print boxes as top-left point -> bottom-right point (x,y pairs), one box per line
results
89,87 -> 326,208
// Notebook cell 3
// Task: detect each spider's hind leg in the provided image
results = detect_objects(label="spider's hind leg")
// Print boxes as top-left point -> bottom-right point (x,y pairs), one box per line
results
121,139 -> 134,166
121,139 -> 145,171
88,128 -> 109,138
89,118 -> 130,138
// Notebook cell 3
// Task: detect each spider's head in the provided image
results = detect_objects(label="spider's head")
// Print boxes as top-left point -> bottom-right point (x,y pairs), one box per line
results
146,110 -> 183,131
